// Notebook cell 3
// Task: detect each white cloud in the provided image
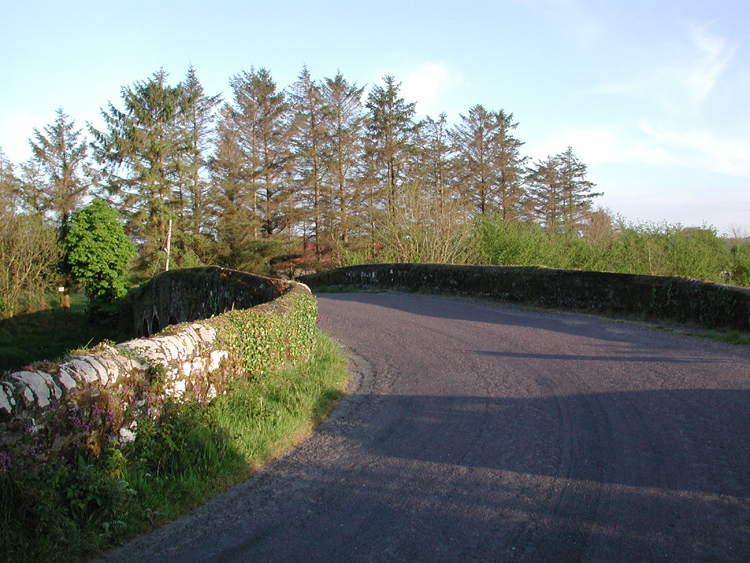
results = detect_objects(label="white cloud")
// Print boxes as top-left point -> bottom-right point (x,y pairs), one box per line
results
397,63 -> 455,117
685,23 -> 735,104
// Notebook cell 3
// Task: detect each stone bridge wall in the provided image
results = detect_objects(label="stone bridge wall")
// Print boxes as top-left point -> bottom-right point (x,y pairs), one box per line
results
300,263 -> 750,330
0,268 -> 315,459
131,266 -> 293,337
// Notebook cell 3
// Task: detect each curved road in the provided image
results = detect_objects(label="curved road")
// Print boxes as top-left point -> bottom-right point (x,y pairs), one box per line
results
96,292 -> 750,562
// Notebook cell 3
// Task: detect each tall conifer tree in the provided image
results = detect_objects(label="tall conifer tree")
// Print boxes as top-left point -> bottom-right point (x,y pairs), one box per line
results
28,108 -> 90,236
91,69 -> 185,272
365,75 -> 418,219
290,66 -> 329,251
322,72 -> 365,243
228,68 -> 292,237
179,65 -> 221,243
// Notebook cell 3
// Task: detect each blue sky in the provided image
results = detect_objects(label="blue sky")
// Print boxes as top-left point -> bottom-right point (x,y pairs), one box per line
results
2,0 -> 749,234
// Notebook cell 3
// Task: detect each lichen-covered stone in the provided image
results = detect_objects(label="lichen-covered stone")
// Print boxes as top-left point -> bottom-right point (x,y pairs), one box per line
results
0,386 -> 14,414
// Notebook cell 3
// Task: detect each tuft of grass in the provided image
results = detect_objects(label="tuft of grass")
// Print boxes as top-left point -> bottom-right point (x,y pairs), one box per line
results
0,330 -> 348,563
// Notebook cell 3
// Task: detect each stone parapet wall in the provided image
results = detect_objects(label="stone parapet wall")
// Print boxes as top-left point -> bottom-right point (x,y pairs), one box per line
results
300,263 -> 750,330
0,268 -> 315,460
131,266 -> 293,337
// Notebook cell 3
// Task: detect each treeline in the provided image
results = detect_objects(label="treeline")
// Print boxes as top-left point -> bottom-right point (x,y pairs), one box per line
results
0,67 -> 598,273
0,65 -> 747,318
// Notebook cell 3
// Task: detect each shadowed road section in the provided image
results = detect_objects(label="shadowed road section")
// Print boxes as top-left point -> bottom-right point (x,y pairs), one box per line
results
96,293 -> 750,562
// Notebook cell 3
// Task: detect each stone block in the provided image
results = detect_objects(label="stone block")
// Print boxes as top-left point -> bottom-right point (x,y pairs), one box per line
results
12,371 -> 51,408
69,359 -> 100,385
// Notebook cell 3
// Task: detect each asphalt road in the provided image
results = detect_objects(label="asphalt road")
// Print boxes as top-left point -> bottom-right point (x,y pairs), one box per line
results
95,292 -> 750,562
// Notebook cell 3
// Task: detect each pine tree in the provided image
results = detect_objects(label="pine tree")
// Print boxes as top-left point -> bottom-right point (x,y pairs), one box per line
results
228,68 -> 292,237
28,108 -> 90,236
322,72 -> 365,243
179,66 -> 221,245
557,146 -> 602,234
365,75 -> 418,219
91,69 -> 185,273
451,105 -> 496,215
420,113 -> 455,223
525,148 -> 600,233
210,104 -> 257,267
451,105 -> 526,218
525,155 -> 563,231
289,66 -> 329,252
491,110 -> 527,222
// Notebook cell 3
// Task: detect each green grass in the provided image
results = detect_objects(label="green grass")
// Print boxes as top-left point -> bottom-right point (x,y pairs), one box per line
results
0,294 -> 133,374
681,329 -> 750,346
0,330 -> 348,563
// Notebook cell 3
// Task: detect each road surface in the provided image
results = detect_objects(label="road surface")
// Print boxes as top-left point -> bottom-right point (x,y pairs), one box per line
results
96,292 -> 750,562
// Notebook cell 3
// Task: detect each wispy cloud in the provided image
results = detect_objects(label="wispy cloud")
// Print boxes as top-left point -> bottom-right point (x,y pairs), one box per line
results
596,23 -> 736,112
685,23 -> 735,104
528,121 -> 750,179
637,123 -> 750,178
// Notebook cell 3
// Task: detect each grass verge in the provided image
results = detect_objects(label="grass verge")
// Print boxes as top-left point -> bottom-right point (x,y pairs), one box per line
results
0,330 -> 348,563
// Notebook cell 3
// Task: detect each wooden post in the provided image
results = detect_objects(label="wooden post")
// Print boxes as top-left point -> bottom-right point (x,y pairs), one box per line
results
165,219 -> 172,272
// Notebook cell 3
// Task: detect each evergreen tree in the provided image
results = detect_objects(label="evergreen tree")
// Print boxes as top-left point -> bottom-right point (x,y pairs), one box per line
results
491,110 -> 527,221
525,148 -> 600,233
28,108 -> 90,235
210,104 -> 257,267
228,67 -> 292,237
420,113 -> 455,224
451,105 -> 526,218
557,146 -> 602,233
91,69 -> 185,273
289,66 -> 329,252
178,65 -> 221,247
365,75 -> 418,219
322,72 -> 365,243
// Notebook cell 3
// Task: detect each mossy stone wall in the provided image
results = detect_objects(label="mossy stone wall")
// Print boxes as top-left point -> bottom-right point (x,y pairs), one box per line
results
130,266 -> 293,337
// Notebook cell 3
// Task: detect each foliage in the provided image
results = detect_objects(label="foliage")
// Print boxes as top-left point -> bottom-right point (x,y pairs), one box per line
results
27,108 -> 90,236
212,288 -> 317,378
0,64 -> 740,282
474,216 -> 745,285
0,331 -> 346,563
0,214 -> 60,319
90,69 -> 186,272
64,199 -> 136,313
